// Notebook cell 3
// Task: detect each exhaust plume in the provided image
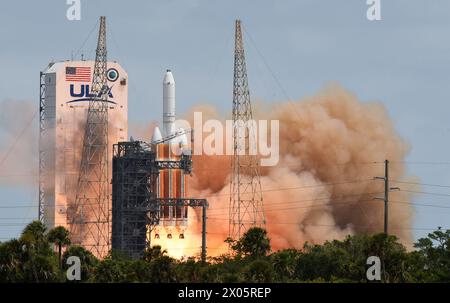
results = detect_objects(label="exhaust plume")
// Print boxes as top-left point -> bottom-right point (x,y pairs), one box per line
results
182,84 -> 417,256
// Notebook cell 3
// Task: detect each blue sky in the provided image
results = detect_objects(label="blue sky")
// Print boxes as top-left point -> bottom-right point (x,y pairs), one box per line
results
1,0 -> 450,242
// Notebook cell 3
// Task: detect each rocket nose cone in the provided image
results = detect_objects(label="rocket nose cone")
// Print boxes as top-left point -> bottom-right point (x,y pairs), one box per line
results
163,69 -> 175,85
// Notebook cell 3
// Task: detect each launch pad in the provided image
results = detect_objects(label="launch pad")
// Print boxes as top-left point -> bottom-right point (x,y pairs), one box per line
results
111,140 -> 208,260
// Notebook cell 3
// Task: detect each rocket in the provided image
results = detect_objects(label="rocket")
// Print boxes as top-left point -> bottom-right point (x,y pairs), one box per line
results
151,69 -> 188,232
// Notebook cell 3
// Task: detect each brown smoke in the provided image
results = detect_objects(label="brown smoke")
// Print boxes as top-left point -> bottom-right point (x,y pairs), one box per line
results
0,84 -> 418,257
181,84 -> 417,255
0,100 -> 38,186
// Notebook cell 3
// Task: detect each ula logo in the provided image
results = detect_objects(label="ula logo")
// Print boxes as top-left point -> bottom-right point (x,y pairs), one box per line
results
67,84 -> 117,105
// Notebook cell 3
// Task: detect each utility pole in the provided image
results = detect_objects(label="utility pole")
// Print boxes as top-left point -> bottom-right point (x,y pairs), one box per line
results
201,204 -> 207,264
375,159 -> 389,234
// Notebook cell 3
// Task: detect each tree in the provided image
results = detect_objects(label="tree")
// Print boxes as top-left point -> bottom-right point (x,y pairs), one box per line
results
142,245 -> 167,262
242,259 -> 275,282
62,245 -> 98,282
91,259 -> 128,283
19,221 -> 59,282
233,227 -> 271,259
270,249 -> 300,282
411,228 -> 450,282
149,256 -> 177,282
176,258 -> 203,282
47,226 -> 71,270
0,239 -> 25,282
294,234 -> 410,282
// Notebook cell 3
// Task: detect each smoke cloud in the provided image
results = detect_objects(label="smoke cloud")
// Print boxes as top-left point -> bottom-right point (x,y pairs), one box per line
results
0,99 -> 38,187
0,84 -> 418,258
183,84 -> 417,256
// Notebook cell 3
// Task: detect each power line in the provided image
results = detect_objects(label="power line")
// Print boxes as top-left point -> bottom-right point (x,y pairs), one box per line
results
73,19 -> 99,60
0,179 -> 377,208
391,161 -> 450,165
0,162 -> 385,178
207,191 -> 383,213
391,180 -> 450,189
208,197 -> 450,217
400,189 -> 450,198
205,217 -> 449,231
0,109 -> 39,170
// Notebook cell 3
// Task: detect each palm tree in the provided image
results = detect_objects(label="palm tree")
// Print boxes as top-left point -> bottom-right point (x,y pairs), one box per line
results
47,226 -> 71,269
143,245 -> 168,262
20,220 -> 48,282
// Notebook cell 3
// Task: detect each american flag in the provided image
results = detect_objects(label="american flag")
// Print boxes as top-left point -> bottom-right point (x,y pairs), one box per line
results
65,66 -> 91,82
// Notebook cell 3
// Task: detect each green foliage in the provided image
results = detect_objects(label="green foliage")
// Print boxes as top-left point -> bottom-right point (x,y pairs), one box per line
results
0,221 -> 449,283
295,233 -> 410,282
0,239 -> 26,282
0,221 -> 59,282
47,226 -> 71,270
62,245 -> 99,282
142,245 -> 168,262
47,226 -> 71,247
231,227 -> 271,259
270,249 -> 300,282
242,259 -> 275,282
409,228 -> 450,282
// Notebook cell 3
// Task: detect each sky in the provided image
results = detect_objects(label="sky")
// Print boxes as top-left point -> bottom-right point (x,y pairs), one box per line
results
1,0 -> 450,242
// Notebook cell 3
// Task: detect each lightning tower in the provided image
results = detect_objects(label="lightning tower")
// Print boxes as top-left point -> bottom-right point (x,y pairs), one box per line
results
229,20 -> 265,240
69,16 -> 110,258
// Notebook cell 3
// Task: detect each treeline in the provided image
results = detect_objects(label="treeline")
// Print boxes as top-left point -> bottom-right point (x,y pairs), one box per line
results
0,221 -> 449,282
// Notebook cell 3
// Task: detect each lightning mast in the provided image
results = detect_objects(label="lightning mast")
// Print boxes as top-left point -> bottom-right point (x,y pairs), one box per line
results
229,20 -> 265,240
69,16 -> 110,258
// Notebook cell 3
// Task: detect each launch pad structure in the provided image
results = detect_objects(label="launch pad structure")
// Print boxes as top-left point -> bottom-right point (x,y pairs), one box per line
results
38,16 -> 264,260
111,140 -> 208,261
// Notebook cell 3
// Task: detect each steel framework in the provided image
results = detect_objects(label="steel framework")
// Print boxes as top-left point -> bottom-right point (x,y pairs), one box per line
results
229,20 -> 265,240
111,141 -> 159,259
38,71 -> 46,223
111,141 -> 208,261
68,16 -> 110,258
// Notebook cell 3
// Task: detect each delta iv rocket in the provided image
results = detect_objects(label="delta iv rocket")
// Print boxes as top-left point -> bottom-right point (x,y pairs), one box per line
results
152,70 -> 189,239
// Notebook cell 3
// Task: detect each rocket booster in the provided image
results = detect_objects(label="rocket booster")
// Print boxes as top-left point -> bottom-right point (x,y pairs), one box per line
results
163,69 -> 175,137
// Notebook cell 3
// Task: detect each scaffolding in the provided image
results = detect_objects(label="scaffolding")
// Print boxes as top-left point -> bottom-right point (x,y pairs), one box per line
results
111,141 -> 208,260
112,141 -> 158,259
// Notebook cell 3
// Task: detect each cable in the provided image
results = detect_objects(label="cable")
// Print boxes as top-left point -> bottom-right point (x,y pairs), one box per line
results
0,161 -> 384,177
0,179 -> 377,209
391,180 -> 450,189
205,217 -> 449,231
391,161 -> 450,165
0,109 -> 38,170
207,191 -> 383,213
390,200 -> 450,209
202,178 -> 376,199
73,19 -> 99,60
399,190 -> 450,198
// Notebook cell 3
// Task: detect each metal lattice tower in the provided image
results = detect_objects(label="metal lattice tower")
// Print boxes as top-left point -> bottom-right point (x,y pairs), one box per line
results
229,20 -> 265,240
68,16 -> 110,258
38,71 -> 46,223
